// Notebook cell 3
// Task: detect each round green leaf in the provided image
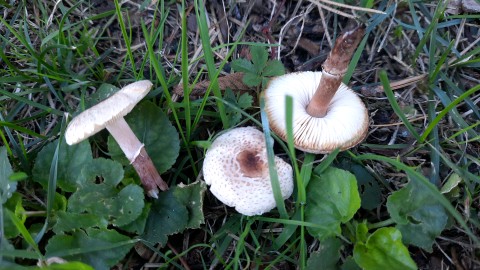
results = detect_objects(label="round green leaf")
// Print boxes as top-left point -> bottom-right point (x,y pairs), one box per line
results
353,227 -> 417,270
306,237 -> 343,270
305,167 -> 361,240
33,139 -> 93,192
141,188 -> 188,246
46,228 -> 134,270
387,180 -> 448,252
173,181 -> 207,229
68,158 -> 144,227
107,101 -> 180,175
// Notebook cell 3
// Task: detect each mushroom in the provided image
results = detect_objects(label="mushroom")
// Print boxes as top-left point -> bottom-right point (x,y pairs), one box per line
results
65,80 -> 168,198
203,127 -> 293,216
263,26 -> 368,154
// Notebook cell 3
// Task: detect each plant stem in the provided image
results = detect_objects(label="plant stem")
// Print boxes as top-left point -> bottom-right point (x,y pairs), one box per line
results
367,218 -> 395,230
306,26 -> 365,118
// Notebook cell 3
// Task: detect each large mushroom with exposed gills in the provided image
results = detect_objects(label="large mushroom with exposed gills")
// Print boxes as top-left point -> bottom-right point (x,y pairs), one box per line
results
263,26 -> 369,154
202,127 -> 293,216
65,80 -> 168,198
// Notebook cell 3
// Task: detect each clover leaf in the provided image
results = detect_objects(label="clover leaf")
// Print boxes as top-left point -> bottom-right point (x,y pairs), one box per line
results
231,45 -> 285,89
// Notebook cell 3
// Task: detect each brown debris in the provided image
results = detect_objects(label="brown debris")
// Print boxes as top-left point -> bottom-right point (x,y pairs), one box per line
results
173,72 -> 252,98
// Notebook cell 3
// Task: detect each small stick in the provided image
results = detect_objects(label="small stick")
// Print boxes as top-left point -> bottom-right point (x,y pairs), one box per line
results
306,26 -> 365,118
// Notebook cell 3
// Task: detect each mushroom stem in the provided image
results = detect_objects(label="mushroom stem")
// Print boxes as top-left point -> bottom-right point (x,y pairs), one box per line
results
106,117 -> 168,198
306,26 -> 365,118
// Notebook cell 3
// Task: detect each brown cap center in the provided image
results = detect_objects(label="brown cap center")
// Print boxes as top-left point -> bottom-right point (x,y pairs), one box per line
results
236,150 -> 267,178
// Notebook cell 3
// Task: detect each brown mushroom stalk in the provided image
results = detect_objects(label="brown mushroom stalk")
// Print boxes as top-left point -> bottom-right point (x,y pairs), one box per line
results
306,26 -> 365,118
105,117 -> 168,198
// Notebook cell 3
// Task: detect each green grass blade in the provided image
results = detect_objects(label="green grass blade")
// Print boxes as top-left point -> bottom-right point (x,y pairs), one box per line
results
5,209 -> 42,258
194,0 -> 228,128
0,122 -> 46,140
260,97 -> 288,219
0,89 -> 63,116
180,0 -> 191,140
34,117 -> 66,244
421,83 -> 480,142
379,70 -> 421,141
113,0 -> 137,77
0,249 -> 41,260
284,95 -> 306,268
427,94 -> 440,185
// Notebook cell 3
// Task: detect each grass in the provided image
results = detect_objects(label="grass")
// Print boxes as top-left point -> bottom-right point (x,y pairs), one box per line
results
1,0 -> 479,269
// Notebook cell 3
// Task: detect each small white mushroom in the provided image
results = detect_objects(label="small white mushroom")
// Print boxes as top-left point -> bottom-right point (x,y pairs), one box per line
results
203,127 -> 293,216
65,80 -> 168,198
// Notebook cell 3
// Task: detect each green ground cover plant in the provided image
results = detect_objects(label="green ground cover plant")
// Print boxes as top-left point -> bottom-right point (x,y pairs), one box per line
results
1,0 -> 479,269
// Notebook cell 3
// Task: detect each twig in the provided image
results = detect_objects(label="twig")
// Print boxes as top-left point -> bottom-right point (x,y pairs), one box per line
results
167,242 -> 191,270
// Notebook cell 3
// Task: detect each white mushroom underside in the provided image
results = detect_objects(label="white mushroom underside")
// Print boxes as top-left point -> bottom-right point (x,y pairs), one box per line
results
264,72 -> 368,153
65,80 -> 152,145
203,127 -> 293,216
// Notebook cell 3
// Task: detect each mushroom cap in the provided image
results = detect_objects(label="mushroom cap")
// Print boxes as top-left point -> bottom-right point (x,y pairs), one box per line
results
65,80 -> 153,145
264,71 -> 369,154
203,127 -> 294,216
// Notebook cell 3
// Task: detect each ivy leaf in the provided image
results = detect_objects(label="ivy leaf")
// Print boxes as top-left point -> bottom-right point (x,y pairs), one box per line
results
53,212 -> 108,233
0,146 -> 16,204
108,101 -> 180,175
45,228 -> 134,270
263,60 -> 285,77
141,188 -> 188,245
173,181 -> 207,229
231,58 -> 255,73
142,182 -> 206,245
306,237 -> 342,270
305,167 -> 361,240
120,202 -> 151,234
81,157 -> 124,187
68,158 -> 144,227
387,179 -> 448,252
250,46 -> 268,72
353,227 -> 417,270
33,139 -> 93,192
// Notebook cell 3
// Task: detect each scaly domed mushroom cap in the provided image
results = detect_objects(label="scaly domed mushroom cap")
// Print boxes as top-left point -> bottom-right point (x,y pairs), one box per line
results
65,80 -> 153,145
264,72 -> 368,154
203,127 -> 294,216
